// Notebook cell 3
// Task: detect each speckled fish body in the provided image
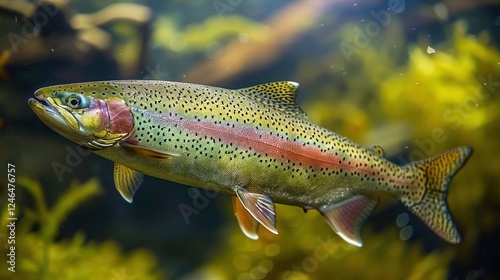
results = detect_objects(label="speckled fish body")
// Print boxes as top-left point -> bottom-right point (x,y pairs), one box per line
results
29,80 -> 472,246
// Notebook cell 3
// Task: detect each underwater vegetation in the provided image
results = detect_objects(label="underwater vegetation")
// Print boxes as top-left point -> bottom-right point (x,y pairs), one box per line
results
0,178 -> 166,280
0,0 -> 153,89
180,203 -> 456,280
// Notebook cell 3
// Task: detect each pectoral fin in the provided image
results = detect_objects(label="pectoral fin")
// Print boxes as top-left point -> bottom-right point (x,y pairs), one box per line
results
120,142 -> 180,159
234,187 -> 278,235
318,195 -> 378,247
232,196 -> 260,240
114,163 -> 144,203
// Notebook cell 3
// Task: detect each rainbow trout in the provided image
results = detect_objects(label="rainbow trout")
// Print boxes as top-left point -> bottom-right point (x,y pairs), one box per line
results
29,80 -> 472,246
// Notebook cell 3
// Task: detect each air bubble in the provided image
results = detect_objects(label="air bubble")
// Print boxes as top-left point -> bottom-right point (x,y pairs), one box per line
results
396,212 -> 409,227
399,225 -> 414,241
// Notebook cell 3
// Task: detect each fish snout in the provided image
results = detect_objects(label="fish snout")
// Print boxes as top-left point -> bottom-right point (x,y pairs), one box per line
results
28,97 -> 38,108
34,87 -> 51,101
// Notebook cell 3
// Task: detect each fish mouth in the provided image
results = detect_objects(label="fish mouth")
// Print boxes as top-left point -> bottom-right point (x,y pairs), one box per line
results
28,90 -> 60,120
29,89 -> 81,140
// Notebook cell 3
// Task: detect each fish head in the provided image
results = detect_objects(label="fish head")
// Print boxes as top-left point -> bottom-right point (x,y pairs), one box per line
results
28,83 -> 134,149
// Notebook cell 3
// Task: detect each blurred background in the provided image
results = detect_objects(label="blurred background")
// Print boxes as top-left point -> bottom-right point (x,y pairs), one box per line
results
1,0 -> 500,279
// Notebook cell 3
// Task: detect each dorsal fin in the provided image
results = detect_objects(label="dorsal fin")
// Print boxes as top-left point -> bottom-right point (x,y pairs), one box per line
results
237,81 -> 307,118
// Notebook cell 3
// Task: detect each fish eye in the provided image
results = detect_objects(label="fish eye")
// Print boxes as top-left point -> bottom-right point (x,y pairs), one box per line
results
64,94 -> 90,109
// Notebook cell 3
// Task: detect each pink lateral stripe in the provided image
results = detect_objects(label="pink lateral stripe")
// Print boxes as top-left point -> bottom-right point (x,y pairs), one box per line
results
180,119 -> 410,188
139,108 -> 407,185
179,117 -> 367,173
141,109 -> 396,179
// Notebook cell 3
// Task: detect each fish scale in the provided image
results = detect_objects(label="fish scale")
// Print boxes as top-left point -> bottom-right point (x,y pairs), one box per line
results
29,80 -> 472,246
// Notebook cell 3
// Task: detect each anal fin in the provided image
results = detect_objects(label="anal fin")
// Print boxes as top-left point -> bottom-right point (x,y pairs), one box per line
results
319,195 -> 378,247
234,186 -> 278,235
232,196 -> 260,240
114,163 -> 144,203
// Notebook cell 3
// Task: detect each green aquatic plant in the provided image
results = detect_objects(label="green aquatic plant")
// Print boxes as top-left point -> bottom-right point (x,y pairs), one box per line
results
181,204 -> 455,280
379,21 -> 500,262
380,22 -> 500,135
0,178 -> 165,280
153,15 -> 265,53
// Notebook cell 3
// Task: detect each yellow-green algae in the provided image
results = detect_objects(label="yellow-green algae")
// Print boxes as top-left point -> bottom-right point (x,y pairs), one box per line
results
153,15 -> 266,53
378,21 -> 500,264
185,205 -> 454,280
0,178 -> 166,280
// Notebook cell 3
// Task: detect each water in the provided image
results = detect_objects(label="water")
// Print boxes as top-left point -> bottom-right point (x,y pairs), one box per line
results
1,0 -> 499,279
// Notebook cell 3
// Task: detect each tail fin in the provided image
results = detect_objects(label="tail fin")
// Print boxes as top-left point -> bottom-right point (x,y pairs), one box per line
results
402,146 -> 472,243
